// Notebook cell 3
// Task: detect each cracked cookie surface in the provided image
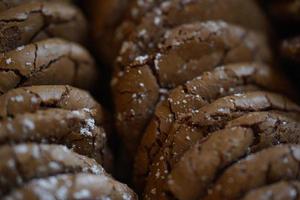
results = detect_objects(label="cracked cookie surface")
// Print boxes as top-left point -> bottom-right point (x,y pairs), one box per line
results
167,111 -> 300,200
0,39 -> 98,93
0,1 -> 87,53
134,63 -> 294,191
3,173 -> 137,200
113,21 -> 272,157
0,143 -> 105,196
142,92 -> 300,199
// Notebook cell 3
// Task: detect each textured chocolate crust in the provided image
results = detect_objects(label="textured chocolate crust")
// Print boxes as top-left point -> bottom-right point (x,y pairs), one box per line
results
116,0 -> 269,68
281,36 -> 300,64
133,63 -> 294,191
0,85 -> 104,124
204,145 -> 300,200
113,21 -> 272,157
0,38 -> 98,93
0,85 -> 108,163
242,181 -> 300,200
0,0 -> 71,11
0,1 -> 87,53
3,173 -> 137,200
144,105 -> 300,199
167,112 -> 300,200
0,144 -> 105,196
0,109 -> 107,163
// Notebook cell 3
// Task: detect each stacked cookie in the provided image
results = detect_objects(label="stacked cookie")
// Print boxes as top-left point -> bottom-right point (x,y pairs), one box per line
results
0,1 -> 136,199
89,0 -> 300,199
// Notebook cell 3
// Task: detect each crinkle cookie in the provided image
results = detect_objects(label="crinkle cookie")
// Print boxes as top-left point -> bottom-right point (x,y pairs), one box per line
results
0,1 -> 87,53
3,173 -> 137,200
204,145 -> 300,200
0,144 -> 105,196
167,112 -> 300,200
143,93 -> 300,199
0,85 -> 108,165
113,21 -> 272,157
0,0 -> 71,11
116,0 -> 269,68
242,181 -> 300,200
0,38 -> 98,93
134,62 -> 294,191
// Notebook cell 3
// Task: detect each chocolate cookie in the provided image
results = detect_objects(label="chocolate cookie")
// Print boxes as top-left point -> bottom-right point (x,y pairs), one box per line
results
0,38 -> 98,93
116,0 -> 269,68
0,109 -> 107,163
113,21 -> 271,156
0,85 -> 108,164
167,112 -> 300,200
242,181 -> 300,200
281,36 -> 300,64
0,85 -> 104,125
3,173 -> 137,200
0,1 -> 87,53
0,0 -> 71,11
143,107 -> 300,199
134,63 -> 293,191
0,144 -> 104,196
204,145 -> 300,200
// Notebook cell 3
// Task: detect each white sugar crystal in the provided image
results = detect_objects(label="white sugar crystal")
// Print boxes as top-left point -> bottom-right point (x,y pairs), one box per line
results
11,95 -> 24,102
49,162 -> 61,170
17,46 -> 25,51
15,145 -> 28,154
31,96 -> 38,103
80,118 -> 95,137
74,189 -> 91,199
22,118 -> 35,131
135,55 -> 149,63
6,58 -> 12,64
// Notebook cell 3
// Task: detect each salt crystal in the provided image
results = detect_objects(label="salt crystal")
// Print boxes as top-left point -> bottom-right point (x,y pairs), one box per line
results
6,58 -> 12,64
17,46 -> 25,51
15,145 -> 28,154
154,17 -> 161,25
73,189 -> 91,199
22,118 -> 35,131
135,55 -> 149,63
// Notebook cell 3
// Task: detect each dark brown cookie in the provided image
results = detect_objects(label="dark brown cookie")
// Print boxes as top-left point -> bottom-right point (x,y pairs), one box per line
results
0,109 -> 107,164
242,181 -> 300,200
0,0 -> 71,11
204,145 -> 300,200
116,0 -> 269,68
0,1 -> 87,53
113,21 -> 272,157
167,112 -> 300,200
0,85 -> 109,164
142,92 -> 300,199
281,36 -> 300,64
134,63 -> 293,191
0,38 -> 98,93
3,173 -> 137,200
0,144 -> 105,196
0,85 -> 104,126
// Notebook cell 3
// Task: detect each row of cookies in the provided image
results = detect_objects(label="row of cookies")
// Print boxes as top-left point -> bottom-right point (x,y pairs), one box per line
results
87,0 -> 300,199
0,1 -> 136,199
